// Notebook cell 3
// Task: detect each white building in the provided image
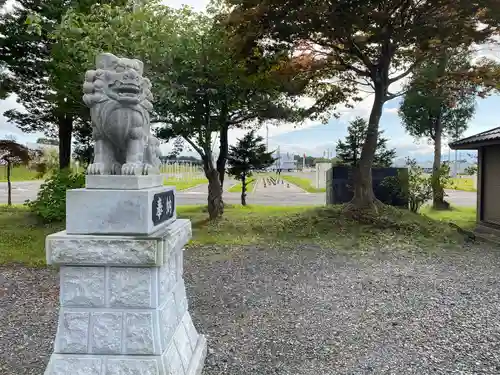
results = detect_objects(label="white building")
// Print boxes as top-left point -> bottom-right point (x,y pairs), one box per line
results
270,151 -> 296,171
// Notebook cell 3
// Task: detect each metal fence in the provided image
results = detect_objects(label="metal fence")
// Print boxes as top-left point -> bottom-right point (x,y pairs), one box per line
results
160,162 -> 206,181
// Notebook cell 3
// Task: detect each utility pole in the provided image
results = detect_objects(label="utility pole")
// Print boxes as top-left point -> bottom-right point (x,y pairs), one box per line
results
266,124 -> 269,151
276,145 -> 280,172
454,149 -> 458,176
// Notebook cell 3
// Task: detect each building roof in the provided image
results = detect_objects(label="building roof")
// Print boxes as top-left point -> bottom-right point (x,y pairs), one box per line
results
449,127 -> 500,150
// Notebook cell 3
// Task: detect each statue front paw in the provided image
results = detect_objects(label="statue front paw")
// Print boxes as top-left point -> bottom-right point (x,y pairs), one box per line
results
121,163 -> 143,175
87,163 -> 110,175
142,163 -> 160,175
110,163 -> 122,175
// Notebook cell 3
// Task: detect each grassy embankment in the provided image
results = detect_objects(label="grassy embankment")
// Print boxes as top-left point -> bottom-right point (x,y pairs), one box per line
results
280,175 -> 326,193
446,177 -> 476,192
164,178 -> 208,191
0,203 -> 477,267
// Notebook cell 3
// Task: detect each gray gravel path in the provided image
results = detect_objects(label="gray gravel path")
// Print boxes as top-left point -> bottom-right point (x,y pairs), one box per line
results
0,267 -> 58,375
3,244 -> 500,374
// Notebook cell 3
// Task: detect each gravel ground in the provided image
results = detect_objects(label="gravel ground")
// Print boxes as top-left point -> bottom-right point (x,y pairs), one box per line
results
2,244 -> 500,374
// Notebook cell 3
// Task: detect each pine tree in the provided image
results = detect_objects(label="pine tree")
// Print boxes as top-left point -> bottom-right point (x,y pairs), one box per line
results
227,130 -> 275,205
336,117 -> 396,168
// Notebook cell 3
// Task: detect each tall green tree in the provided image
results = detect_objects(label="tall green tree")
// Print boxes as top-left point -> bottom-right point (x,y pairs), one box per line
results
0,0 -> 127,169
227,130 -> 274,205
399,48 -> 477,209
0,140 -> 31,205
55,2 -> 311,219
226,0 -> 497,211
336,117 -> 396,168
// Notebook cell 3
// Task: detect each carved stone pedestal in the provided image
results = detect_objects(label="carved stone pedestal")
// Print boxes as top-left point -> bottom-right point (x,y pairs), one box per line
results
44,179 -> 206,375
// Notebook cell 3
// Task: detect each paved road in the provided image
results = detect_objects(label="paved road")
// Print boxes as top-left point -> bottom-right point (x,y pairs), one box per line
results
0,180 -> 44,205
0,180 -> 477,207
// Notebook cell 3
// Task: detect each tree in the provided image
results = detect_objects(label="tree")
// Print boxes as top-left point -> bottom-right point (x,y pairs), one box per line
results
226,0 -> 497,211
0,0 -> 127,169
464,164 -> 478,176
54,2 -> 312,220
336,117 -> 396,168
0,140 -> 31,205
294,154 -> 316,168
227,130 -> 274,205
399,48 -> 477,209
154,19 -> 313,219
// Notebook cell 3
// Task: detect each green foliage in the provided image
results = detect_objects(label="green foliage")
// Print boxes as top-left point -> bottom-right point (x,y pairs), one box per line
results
26,169 -> 85,222
383,158 -> 433,213
0,204 -> 475,267
336,117 -> 396,168
464,164 -> 478,175
280,175 -> 326,193
399,48 -> 477,143
228,130 -> 274,178
227,130 -> 274,204
33,147 -> 59,178
227,0 -> 496,205
0,0 -> 127,168
293,154 -> 317,168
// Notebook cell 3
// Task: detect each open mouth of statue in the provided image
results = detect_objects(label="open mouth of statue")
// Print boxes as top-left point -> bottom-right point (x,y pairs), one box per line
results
113,82 -> 141,97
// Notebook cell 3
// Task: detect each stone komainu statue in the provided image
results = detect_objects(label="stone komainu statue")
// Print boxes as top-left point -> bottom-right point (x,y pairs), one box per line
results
83,52 -> 161,175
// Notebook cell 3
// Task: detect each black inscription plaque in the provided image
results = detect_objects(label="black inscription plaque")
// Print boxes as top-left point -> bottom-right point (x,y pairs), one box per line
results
152,189 -> 175,226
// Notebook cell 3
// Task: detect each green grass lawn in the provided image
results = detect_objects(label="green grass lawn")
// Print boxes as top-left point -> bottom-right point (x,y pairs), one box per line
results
0,165 -> 40,182
420,205 -> 476,230
228,178 -> 256,193
280,175 -> 326,193
445,177 -> 477,192
164,178 -> 207,191
0,203 -> 480,267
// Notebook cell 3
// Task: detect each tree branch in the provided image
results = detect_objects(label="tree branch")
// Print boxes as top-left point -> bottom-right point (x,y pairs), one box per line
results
385,85 -> 409,101
388,60 -> 420,84
347,39 -> 375,71
183,135 -> 205,158
228,113 -> 256,125
330,45 -> 372,77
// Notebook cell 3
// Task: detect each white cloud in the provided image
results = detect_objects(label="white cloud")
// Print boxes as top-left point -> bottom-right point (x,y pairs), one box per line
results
0,94 -> 38,140
384,107 -> 398,114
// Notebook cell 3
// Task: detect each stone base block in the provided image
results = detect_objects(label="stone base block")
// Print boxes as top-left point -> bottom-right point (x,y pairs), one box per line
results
66,186 -> 176,235
44,335 -> 207,375
46,219 -> 191,267
85,175 -> 164,190
44,219 -> 206,375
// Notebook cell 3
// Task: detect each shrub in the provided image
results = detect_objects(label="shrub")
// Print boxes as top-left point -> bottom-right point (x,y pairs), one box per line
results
26,169 -> 85,222
382,157 -> 432,213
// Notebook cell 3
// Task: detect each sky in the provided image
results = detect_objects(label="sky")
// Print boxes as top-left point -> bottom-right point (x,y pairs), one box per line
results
1,0 -> 499,162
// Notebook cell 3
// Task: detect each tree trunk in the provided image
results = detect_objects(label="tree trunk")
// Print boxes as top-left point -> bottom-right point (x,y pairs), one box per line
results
431,50 -> 450,210
431,121 -> 448,210
216,123 -> 229,187
241,174 -> 247,206
348,86 -> 386,210
7,159 -> 11,206
203,157 -> 224,220
58,115 -> 73,170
